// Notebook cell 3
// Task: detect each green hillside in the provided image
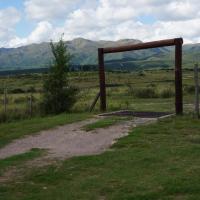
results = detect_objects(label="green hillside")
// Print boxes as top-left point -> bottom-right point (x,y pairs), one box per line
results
0,38 -> 199,71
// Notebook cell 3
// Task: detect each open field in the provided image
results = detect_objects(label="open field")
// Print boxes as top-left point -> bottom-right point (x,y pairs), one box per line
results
0,69 -> 199,200
0,116 -> 200,200
0,69 -> 197,122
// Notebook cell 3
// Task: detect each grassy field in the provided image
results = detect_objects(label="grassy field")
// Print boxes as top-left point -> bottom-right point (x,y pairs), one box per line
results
0,69 -> 199,199
0,69 -> 197,123
0,116 -> 200,200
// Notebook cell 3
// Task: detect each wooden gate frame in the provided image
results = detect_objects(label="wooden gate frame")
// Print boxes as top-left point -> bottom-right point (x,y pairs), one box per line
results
98,38 -> 183,115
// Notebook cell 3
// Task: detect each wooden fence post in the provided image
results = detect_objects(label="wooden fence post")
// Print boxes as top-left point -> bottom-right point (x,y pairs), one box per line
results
89,91 -> 100,112
175,38 -> 183,115
4,88 -> 7,115
98,48 -> 106,111
29,94 -> 33,117
194,63 -> 199,118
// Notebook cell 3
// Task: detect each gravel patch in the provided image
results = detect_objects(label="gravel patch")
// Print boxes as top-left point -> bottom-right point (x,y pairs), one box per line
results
0,117 -> 156,160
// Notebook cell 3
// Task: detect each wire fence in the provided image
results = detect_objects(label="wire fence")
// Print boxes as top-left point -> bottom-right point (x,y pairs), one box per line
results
0,89 -> 41,122
0,69 -> 199,123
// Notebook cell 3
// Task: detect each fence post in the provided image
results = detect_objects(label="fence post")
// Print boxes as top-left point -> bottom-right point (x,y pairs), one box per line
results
175,38 -> 183,115
4,88 -> 7,115
29,94 -> 33,117
194,63 -> 199,118
89,91 -> 100,112
98,48 -> 106,111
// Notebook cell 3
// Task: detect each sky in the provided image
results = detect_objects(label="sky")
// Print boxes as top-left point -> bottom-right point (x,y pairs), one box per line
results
0,0 -> 200,48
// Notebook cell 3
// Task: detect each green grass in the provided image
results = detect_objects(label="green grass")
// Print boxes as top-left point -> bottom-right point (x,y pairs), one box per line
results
0,70 -> 196,117
0,148 -> 45,176
0,112 -> 91,148
83,116 -> 133,131
1,116 -> 200,200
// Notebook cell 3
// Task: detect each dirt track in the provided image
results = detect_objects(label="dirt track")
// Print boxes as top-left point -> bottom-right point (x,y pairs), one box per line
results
0,117 -> 157,160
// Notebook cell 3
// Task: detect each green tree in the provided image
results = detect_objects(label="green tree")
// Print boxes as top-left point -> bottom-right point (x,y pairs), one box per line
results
42,37 -> 77,114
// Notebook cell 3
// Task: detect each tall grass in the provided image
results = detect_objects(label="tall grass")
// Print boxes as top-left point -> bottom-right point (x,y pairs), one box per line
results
127,85 -> 175,99
0,70 -> 196,123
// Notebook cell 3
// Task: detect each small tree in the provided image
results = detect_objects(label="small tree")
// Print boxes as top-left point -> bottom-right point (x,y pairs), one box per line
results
42,37 -> 77,114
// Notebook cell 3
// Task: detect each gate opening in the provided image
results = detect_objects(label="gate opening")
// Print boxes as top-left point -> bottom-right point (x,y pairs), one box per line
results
98,38 -> 183,115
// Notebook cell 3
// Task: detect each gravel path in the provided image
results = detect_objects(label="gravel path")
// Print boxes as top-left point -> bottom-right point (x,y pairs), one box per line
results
0,117 -> 157,160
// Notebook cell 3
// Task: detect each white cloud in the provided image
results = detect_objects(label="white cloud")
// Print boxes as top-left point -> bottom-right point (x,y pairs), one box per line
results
56,0 -> 200,43
2,0 -> 200,47
28,21 -> 53,42
9,21 -> 53,47
98,0 -> 200,22
0,7 -> 20,27
0,7 -> 21,47
24,0 -> 82,21
154,1 -> 200,21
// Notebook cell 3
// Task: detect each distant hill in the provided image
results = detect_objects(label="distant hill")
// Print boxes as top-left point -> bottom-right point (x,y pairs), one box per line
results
0,38 -> 199,71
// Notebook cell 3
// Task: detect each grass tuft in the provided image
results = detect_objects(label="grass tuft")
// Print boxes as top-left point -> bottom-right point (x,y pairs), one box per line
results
0,148 -> 45,176
82,116 -> 133,132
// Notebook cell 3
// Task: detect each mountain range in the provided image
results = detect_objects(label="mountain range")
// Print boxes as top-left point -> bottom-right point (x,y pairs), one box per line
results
0,38 -> 199,71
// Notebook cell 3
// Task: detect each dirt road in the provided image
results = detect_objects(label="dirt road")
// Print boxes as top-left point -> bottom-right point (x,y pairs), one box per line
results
0,117 -> 156,160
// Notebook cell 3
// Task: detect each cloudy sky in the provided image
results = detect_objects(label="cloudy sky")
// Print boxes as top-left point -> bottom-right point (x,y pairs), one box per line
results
0,0 -> 200,47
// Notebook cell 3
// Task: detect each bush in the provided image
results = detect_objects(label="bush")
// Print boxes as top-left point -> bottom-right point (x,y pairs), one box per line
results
10,88 -> 26,94
147,83 -> 156,88
0,88 -> 3,94
0,108 -> 31,123
41,86 -> 78,114
26,86 -> 36,93
41,37 -> 78,114
0,103 -> 41,123
13,96 -> 27,104
159,88 -> 175,98
127,85 -> 158,98
137,71 -> 145,76
134,88 -> 158,98
184,85 -> 195,94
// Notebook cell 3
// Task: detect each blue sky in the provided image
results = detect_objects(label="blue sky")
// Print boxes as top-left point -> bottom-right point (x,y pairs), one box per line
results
0,0 -> 22,9
0,0 -> 199,47
0,0 -> 33,37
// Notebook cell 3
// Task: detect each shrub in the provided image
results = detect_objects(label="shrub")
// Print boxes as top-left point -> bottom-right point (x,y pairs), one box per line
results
147,83 -> 156,88
127,85 -> 158,98
13,96 -> 27,104
0,103 -> 41,123
26,86 -> 36,93
159,88 -> 175,98
0,108 -> 29,123
41,37 -> 78,114
184,85 -> 196,94
133,88 -> 158,98
41,86 -> 78,114
137,71 -> 145,76
10,88 -> 26,94
0,88 -> 3,94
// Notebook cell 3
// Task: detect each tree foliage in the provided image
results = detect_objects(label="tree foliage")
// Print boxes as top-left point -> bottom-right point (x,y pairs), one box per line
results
42,38 -> 77,114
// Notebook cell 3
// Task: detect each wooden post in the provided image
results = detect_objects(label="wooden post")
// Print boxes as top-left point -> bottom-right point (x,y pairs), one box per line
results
29,94 -> 33,117
194,63 -> 199,118
175,39 -> 183,115
4,88 -> 7,115
98,38 -> 183,114
89,92 -> 100,112
98,48 -> 106,111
